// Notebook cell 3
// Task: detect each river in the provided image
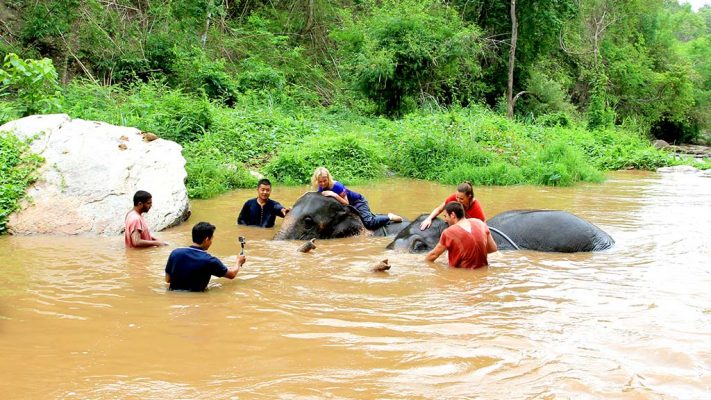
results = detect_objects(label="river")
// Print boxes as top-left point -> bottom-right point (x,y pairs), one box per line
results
0,170 -> 709,399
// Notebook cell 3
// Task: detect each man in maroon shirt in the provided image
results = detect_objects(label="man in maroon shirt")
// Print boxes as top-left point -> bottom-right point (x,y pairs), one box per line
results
425,202 -> 497,269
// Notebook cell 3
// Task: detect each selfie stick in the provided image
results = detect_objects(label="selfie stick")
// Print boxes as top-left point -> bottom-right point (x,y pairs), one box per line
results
238,236 -> 246,255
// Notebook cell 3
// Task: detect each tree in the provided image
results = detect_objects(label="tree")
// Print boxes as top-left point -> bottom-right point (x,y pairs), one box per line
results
333,0 -> 483,116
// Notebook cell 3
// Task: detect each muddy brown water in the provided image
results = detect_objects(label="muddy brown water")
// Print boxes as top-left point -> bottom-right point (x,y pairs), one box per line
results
1,171 -> 709,399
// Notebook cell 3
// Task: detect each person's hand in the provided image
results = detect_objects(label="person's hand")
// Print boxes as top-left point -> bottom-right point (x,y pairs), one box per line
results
419,218 -> 432,231
238,254 -> 246,267
282,207 -> 291,216
320,190 -> 335,198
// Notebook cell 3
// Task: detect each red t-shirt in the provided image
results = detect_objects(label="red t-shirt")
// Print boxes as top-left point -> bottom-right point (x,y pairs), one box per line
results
444,193 -> 486,222
439,218 -> 490,269
124,210 -> 152,248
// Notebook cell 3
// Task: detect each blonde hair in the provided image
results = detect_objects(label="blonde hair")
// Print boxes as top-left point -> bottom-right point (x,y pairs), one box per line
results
311,167 -> 334,190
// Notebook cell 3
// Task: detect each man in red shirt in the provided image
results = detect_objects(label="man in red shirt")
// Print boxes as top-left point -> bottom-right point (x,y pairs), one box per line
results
124,190 -> 168,248
425,202 -> 497,269
419,181 -> 486,230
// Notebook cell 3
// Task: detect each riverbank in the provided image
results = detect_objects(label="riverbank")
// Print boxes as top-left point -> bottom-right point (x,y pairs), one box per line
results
53,81 -> 709,199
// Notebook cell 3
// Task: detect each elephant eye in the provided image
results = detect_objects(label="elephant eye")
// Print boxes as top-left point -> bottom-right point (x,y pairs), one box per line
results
303,216 -> 314,226
412,238 -> 428,252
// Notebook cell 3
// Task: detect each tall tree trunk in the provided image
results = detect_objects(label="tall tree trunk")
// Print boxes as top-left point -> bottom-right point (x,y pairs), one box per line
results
507,0 -> 518,118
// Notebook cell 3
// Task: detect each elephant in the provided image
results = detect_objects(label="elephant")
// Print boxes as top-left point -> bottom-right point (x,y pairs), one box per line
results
274,192 -> 408,240
386,210 -> 614,253
487,210 -> 614,252
385,214 -> 447,252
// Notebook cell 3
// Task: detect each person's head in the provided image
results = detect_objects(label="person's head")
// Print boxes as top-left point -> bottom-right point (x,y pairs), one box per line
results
311,167 -> 334,190
133,190 -> 153,212
257,178 -> 272,202
455,181 -> 475,208
443,201 -> 465,225
192,222 -> 216,248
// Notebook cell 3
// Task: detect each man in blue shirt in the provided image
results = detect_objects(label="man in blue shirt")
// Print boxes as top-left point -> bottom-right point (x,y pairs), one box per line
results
237,178 -> 290,228
165,222 -> 245,292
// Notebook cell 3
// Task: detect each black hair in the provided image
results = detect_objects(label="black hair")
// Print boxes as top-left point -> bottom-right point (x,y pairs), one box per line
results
257,178 -> 272,188
444,201 -> 465,219
133,190 -> 152,206
192,222 -> 216,244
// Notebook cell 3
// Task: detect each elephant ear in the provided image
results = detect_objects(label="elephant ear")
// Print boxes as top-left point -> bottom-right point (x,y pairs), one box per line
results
328,206 -> 365,238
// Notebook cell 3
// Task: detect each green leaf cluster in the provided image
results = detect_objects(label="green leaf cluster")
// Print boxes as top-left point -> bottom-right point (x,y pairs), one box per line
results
0,53 -> 62,119
0,132 -> 43,234
333,0 -> 482,116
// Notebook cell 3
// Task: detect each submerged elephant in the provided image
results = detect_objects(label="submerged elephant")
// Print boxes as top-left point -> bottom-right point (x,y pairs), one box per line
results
274,192 -> 408,240
385,214 -> 447,252
386,210 -> 614,253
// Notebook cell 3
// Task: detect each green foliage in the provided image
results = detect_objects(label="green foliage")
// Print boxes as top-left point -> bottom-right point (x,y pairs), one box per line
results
171,48 -> 238,106
0,132 -> 44,234
333,0 -> 483,116
62,80 -> 212,144
265,133 -> 385,185
183,135 -> 257,199
586,73 -> 615,131
0,53 -> 62,116
522,65 -> 576,118
524,141 -> 604,186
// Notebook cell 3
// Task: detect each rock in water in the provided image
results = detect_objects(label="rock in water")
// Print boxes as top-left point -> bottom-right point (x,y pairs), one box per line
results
298,238 -> 317,253
0,114 -> 190,235
371,259 -> 391,272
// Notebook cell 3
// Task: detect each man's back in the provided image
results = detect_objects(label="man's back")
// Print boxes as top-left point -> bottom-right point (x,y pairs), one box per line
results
165,246 -> 228,291
440,218 -> 490,268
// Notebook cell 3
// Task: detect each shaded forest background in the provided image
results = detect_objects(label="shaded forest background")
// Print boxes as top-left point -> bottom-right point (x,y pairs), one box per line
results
1,0 -> 710,201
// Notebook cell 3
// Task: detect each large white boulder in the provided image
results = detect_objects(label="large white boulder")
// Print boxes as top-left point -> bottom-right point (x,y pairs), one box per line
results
1,114 -> 190,235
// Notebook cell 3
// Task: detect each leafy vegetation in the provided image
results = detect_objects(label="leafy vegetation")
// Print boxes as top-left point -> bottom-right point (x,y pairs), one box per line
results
0,132 -> 44,233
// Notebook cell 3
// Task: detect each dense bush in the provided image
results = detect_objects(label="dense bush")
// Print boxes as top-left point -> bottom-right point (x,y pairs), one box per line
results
333,0 -> 483,116
0,132 -> 44,234
0,53 -> 62,118
264,133 -> 386,185
62,81 -> 212,144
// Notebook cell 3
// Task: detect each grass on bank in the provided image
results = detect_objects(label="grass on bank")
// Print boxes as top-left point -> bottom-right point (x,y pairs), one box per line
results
1,80 -> 697,205
0,132 -> 43,233
59,81 -> 683,194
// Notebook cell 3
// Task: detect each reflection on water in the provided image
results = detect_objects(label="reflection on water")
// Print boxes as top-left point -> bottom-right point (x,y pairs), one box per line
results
1,171 -> 710,399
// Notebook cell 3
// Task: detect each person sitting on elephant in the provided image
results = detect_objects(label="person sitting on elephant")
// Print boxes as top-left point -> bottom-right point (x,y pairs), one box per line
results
237,178 -> 290,228
425,202 -> 497,269
311,167 -> 402,231
419,181 -> 486,230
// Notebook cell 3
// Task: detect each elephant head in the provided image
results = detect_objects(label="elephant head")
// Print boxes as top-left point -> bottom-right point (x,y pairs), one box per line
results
385,214 -> 447,253
274,192 -> 366,240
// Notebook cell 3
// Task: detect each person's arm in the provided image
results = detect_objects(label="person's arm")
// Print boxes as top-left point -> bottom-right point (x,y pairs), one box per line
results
425,243 -> 447,263
486,231 -> 498,254
420,200 -> 447,230
273,201 -> 289,218
237,201 -> 251,225
223,255 -> 246,279
130,229 -> 167,247
321,190 -> 349,205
